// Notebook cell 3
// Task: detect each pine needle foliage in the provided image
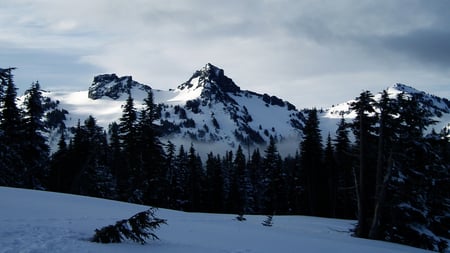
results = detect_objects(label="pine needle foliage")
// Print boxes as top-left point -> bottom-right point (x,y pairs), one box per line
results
91,208 -> 167,244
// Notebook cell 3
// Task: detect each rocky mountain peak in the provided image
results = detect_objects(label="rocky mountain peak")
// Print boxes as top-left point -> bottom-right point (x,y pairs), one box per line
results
177,63 -> 240,93
88,74 -> 152,100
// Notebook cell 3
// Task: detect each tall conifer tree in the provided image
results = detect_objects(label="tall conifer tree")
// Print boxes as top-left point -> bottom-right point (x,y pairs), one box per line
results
0,68 -> 25,186
334,117 -> 355,219
229,145 -> 248,214
262,137 -> 284,214
186,144 -> 204,211
248,149 -> 263,213
22,81 -> 49,188
300,108 -> 325,216
118,94 -> 140,201
350,91 -> 377,238
138,90 -> 166,206
205,152 -> 225,212
323,133 -> 337,217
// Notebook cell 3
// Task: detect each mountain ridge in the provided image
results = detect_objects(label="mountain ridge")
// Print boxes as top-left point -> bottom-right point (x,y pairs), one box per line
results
39,63 -> 450,154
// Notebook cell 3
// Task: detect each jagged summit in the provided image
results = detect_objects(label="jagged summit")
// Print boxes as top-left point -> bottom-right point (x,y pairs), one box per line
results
88,74 -> 152,100
153,63 -> 304,148
177,63 -> 240,93
170,63 -> 241,105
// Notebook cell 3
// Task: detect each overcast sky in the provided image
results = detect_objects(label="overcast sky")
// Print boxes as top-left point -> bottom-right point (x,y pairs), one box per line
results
1,0 -> 449,108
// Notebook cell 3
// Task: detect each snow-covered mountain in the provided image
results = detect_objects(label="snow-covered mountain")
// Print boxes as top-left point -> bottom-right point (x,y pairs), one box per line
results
41,64 -> 449,155
45,63 -> 304,154
154,63 -> 303,150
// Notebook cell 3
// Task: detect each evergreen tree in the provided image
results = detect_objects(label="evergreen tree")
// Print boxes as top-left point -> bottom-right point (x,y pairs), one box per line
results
221,150 -> 233,211
380,93 -> 449,251
229,145 -> 249,214
0,68 -> 9,99
262,137 -> 285,214
67,119 -> 89,193
22,81 -> 49,188
248,148 -> 264,213
92,208 -> 167,244
283,154 -> 302,214
186,144 -> 205,211
205,152 -> 225,212
0,68 -> 25,187
334,117 -> 356,219
108,122 -> 125,195
1,69 -> 23,143
48,131 -> 69,192
119,95 -> 138,152
323,133 -> 337,217
69,116 -> 116,198
426,131 -> 450,251
299,108 -> 325,216
118,95 -> 141,202
138,90 -> 166,206
164,141 -> 177,208
350,91 -> 377,238
52,121 -> 85,194
369,90 -> 399,238
171,145 -> 189,210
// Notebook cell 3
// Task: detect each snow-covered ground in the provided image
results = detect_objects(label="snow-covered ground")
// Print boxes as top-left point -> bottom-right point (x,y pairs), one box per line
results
0,187 -> 432,253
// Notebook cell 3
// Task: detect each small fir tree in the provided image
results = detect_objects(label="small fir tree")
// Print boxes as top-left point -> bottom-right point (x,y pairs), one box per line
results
92,208 -> 167,244
262,215 -> 273,227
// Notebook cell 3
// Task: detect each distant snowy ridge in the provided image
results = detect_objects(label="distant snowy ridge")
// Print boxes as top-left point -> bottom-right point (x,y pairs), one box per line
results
322,83 -> 450,137
325,83 -> 450,118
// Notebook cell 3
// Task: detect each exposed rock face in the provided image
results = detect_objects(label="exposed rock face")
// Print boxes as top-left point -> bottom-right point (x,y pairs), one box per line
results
154,63 -> 304,146
88,74 -> 152,100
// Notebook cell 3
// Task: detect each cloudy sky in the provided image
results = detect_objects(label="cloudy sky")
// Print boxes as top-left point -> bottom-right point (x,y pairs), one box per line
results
1,0 -> 449,108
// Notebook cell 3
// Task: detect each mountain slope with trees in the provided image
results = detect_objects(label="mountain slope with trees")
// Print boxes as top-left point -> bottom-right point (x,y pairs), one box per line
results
0,65 -> 449,251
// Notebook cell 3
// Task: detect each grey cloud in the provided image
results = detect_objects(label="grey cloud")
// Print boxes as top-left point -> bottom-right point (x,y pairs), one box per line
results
379,29 -> 450,67
1,0 -> 449,109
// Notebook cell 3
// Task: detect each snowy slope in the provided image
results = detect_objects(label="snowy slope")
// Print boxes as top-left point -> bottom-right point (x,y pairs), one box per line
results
0,187 -> 433,253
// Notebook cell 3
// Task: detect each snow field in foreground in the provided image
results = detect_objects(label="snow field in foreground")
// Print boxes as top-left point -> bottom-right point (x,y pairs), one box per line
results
0,187 -> 432,253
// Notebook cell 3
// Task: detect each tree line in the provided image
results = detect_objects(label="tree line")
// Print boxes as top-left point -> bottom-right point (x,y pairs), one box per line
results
0,68 -> 449,252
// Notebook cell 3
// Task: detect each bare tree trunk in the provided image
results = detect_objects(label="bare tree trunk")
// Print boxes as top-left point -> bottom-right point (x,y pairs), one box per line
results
352,165 -> 360,220
369,116 -> 385,239
356,111 -> 368,238
369,152 -> 393,239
